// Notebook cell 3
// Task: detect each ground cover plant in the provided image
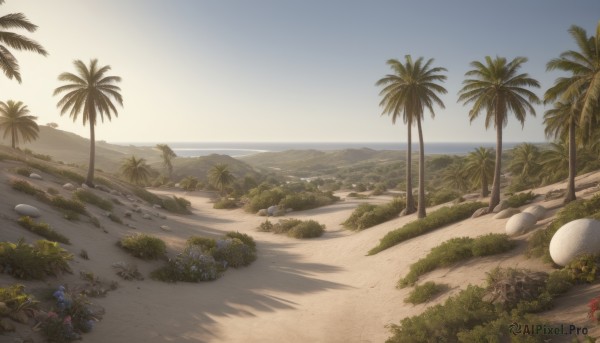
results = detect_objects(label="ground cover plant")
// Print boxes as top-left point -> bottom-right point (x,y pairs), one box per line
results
398,234 -> 515,287
17,216 -> 70,244
504,191 -> 537,208
368,202 -> 486,255
404,281 -> 448,304
41,285 -> 98,342
343,198 -> 405,230
0,239 -> 72,279
244,182 -> 339,213
118,234 -> 166,260
74,189 -> 113,211
258,218 -> 325,238
213,197 -> 238,209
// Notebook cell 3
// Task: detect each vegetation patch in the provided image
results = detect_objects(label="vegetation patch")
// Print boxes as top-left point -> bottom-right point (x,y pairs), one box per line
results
0,239 -> 72,279
245,182 -> 339,213
41,286 -> 97,341
404,281 -> 448,304
50,195 -> 87,215
368,202 -> 486,255
259,218 -> 325,238
161,196 -> 191,214
16,167 -> 32,177
428,189 -> 462,206
74,189 -> 113,211
0,284 -> 38,324
213,197 -> 238,209
504,191 -> 536,208
108,212 -> 122,224
132,187 -> 162,205
398,234 -> 515,287
10,178 -> 41,195
17,216 -> 70,244
343,198 -> 405,230
118,234 -> 166,260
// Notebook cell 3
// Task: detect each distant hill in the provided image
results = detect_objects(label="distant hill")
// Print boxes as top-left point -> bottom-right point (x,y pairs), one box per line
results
153,154 -> 261,182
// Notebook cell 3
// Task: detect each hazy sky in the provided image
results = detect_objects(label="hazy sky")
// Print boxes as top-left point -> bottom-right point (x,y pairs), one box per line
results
0,1 -> 599,143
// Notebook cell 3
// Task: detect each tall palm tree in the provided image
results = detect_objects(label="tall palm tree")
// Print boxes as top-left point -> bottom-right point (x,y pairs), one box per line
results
464,147 -> 494,197
156,144 -> 176,179
545,22 -> 600,130
53,59 -> 123,187
0,100 -> 38,148
507,143 -> 541,182
376,55 -> 447,218
0,2 -> 47,83
208,164 -> 235,195
120,156 -> 152,186
441,162 -> 468,192
540,141 -> 569,185
458,56 -> 540,211
543,101 -> 580,202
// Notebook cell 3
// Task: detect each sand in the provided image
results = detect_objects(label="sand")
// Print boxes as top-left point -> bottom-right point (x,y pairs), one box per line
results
2,160 -> 600,342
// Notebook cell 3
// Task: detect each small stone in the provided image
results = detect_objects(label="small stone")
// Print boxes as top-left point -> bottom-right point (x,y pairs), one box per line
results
110,190 -> 120,196
153,212 -> 160,217
153,204 -> 162,209
523,205 -> 547,221
63,183 -> 76,191
493,200 -> 508,213
142,213 -> 151,220
471,207 -> 489,218
81,183 -> 90,189
14,204 -> 41,218
257,209 -> 267,216
493,208 -> 520,219
29,173 -> 42,180
134,207 -> 142,213
505,212 -> 537,236
160,225 -> 171,232
124,211 -> 133,218
126,223 -> 137,229
159,214 -> 167,219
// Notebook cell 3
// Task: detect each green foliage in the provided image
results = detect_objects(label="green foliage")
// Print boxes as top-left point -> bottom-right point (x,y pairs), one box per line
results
161,196 -> 191,214
47,187 -> 59,195
179,176 -> 199,191
186,236 -> 216,251
279,192 -> 338,211
456,312 -> 549,343
528,195 -> 600,261
564,254 -> 600,283
545,269 -> 574,296
62,210 -> 80,221
151,246 -> 219,282
257,219 -> 274,232
211,238 -> 257,268
50,195 -> 87,214
0,284 -> 37,315
10,178 -> 41,195
398,234 -> 515,287
55,168 -> 85,184
347,192 -> 369,199
225,231 -> 256,249
118,234 -> 166,260
369,202 -> 486,255
0,239 -> 72,279
404,281 -> 448,304
245,183 -> 338,213
504,191 -> 537,208
429,189 -> 461,206
261,218 -> 325,238
17,216 -> 70,244
132,187 -> 162,205
16,167 -> 32,177
74,189 -> 113,211
213,197 -> 238,209
245,187 -> 285,213
343,198 -> 405,230
108,212 -> 122,224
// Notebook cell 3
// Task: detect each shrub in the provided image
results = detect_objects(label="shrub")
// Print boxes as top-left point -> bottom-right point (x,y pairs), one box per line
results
16,167 -> 32,177
56,169 -> 85,184
0,284 -> 38,317
369,202 -> 487,255
118,234 -> 166,260
0,239 -> 72,279
47,187 -> 59,195
50,196 -> 87,215
225,231 -> 256,249
245,188 -> 286,213
63,210 -> 80,221
213,197 -> 238,209
564,254 -> 600,283
112,262 -> 144,280
343,198 -> 405,230
132,187 -> 162,205
272,218 -> 303,234
179,176 -> 199,191
347,192 -> 369,199
429,189 -> 461,206
161,196 -> 192,214
471,233 -> 516,257
17,216 -> 70,244
288,220 -> 325,238
211,238 -> 256,268
41,286 -> 95,341
484,267 -> 548,311
10,178 -> 41,195
108,212 -> 123,224
404,281 -> 448,304
504,191 -> 537,208
279,192 -> 336,211
186,236 -> 217,251
74,189 -> 113,211
257,219 -> 274,232
151,246 -> 219,282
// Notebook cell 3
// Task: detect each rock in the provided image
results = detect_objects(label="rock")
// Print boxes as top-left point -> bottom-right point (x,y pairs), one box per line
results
153,204 -> 162,209
549,219 -> 600,266
160,225 -> 171,232
153,212 -> 160,217
142,213 -> 151,220
126,223 -> 137,229
400,208 -> 407,216
29,173 -> 42,180
14,204 -> 41,218
133,207 -> 142,213
159,214 -> 167,219
545,189 -> 565,201
63,183 -> 76,191
493,200 -> 508,213
505,212 -> 537,236
523,205 -> 547,221
257,209 -> 267,216
493,208 -> 520,219
471,207 -> 489,218
124,211 -> 132,218
81,183 -> 90,189
267,205 -> 278,216
0,318 -> 15,332
110,190 -> 120,196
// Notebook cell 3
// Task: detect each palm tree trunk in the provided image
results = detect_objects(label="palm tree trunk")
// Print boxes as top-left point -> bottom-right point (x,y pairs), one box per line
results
405,118 -> 416,214
86,122 -> 96,187
11,127 -> 15,149
416,116 -> 426,219
489,124 -> 502,211
565,118 -> 577,203
482,171 -> 489,197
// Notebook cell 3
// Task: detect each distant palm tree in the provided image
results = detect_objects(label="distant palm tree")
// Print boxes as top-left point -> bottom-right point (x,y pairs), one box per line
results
376,55 -> 447,218
441,162 -> 468,192
507,143 -> 541,182
458,56 -> 540,211
0,3 -> 47,82
120,156 -> 152,186
156,144 -> 177,179
540,141 -> 569,185
0,100 -> 38,148
545,22 -> 600,130
544,101 -> 581,203
53,59 -> 123,187
464,147 -> 494,197
208,164 -> 236,195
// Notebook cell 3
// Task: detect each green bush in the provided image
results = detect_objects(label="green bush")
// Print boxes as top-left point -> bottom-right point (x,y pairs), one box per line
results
151,246 -> 219,282
0,239 -> 72,279
16,167 -> 32,177
343,198 -> 405,230
10,178 -> 41,195
50,196 -> 87,215
528,195 -> 600,261
211,238 -> 256,268
118,234 -> 166,260
225,231 -> 256,249
369,202 -> 486,255
504,191 -> 537,208
429,189 -> 461,206
288,220 -> 325,238
108,212 -> 122,224
279,192 -> 337,211
245,188 -> 286,213
74,189 -> 113,211
56,169 -> 85,184
545,269 -> 574,296
47,187 -> 59,195
132,187 -> 162,205
161,196 -> 192,214
404,281 -> 448,304
0,284 -> 37,314
186,236 -> 216,251
564,254 -> 600,283
398,234 -> 515,287
179,176 -> 199,191
17,216 -> 70,244
257,219 -> 274,232
347,192 -> 369,199
213,197 -> 238,209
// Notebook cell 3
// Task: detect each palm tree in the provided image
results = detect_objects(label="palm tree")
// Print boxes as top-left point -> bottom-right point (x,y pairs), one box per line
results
120,156 -> 152,186
441,162 -> 468,192
540,141 -> 569,185
464,147 -> 494,197
543,101 -> 580,202
507,143 -> 541,182
458,56 -> 540,211
0,3 -> 47,83
0,100 -> 38,148
208,164 -> 235,195
545,22 -> 600,130
376,55 -> 447,218
156,144 -> 176,179
53,59 -> 123,187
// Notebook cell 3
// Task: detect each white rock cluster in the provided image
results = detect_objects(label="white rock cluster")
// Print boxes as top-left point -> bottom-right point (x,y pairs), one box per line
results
549,219 -> 600,266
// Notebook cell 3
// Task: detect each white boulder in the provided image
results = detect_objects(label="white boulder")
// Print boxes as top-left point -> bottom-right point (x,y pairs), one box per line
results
267,205 -> 278,216
63,183 -> 75,191
523,205 -> 546,221
257,209 -> 267,216
471,207 -> 489,218
14,204 -> 41,218
505,212 -> 537,236
549,219 -> 600,266
493,200 -> 508,213
29,173 -> 42,180
493,208 -> 520,219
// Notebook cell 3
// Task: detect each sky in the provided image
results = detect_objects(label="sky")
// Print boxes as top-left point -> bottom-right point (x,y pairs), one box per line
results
0,0 -> 599,144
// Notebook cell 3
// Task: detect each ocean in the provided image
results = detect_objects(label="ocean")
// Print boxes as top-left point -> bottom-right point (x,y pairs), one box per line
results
114,142 -> 537,158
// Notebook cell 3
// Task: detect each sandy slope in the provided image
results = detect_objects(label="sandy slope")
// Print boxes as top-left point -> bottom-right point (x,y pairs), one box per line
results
2,160 -> 600,342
